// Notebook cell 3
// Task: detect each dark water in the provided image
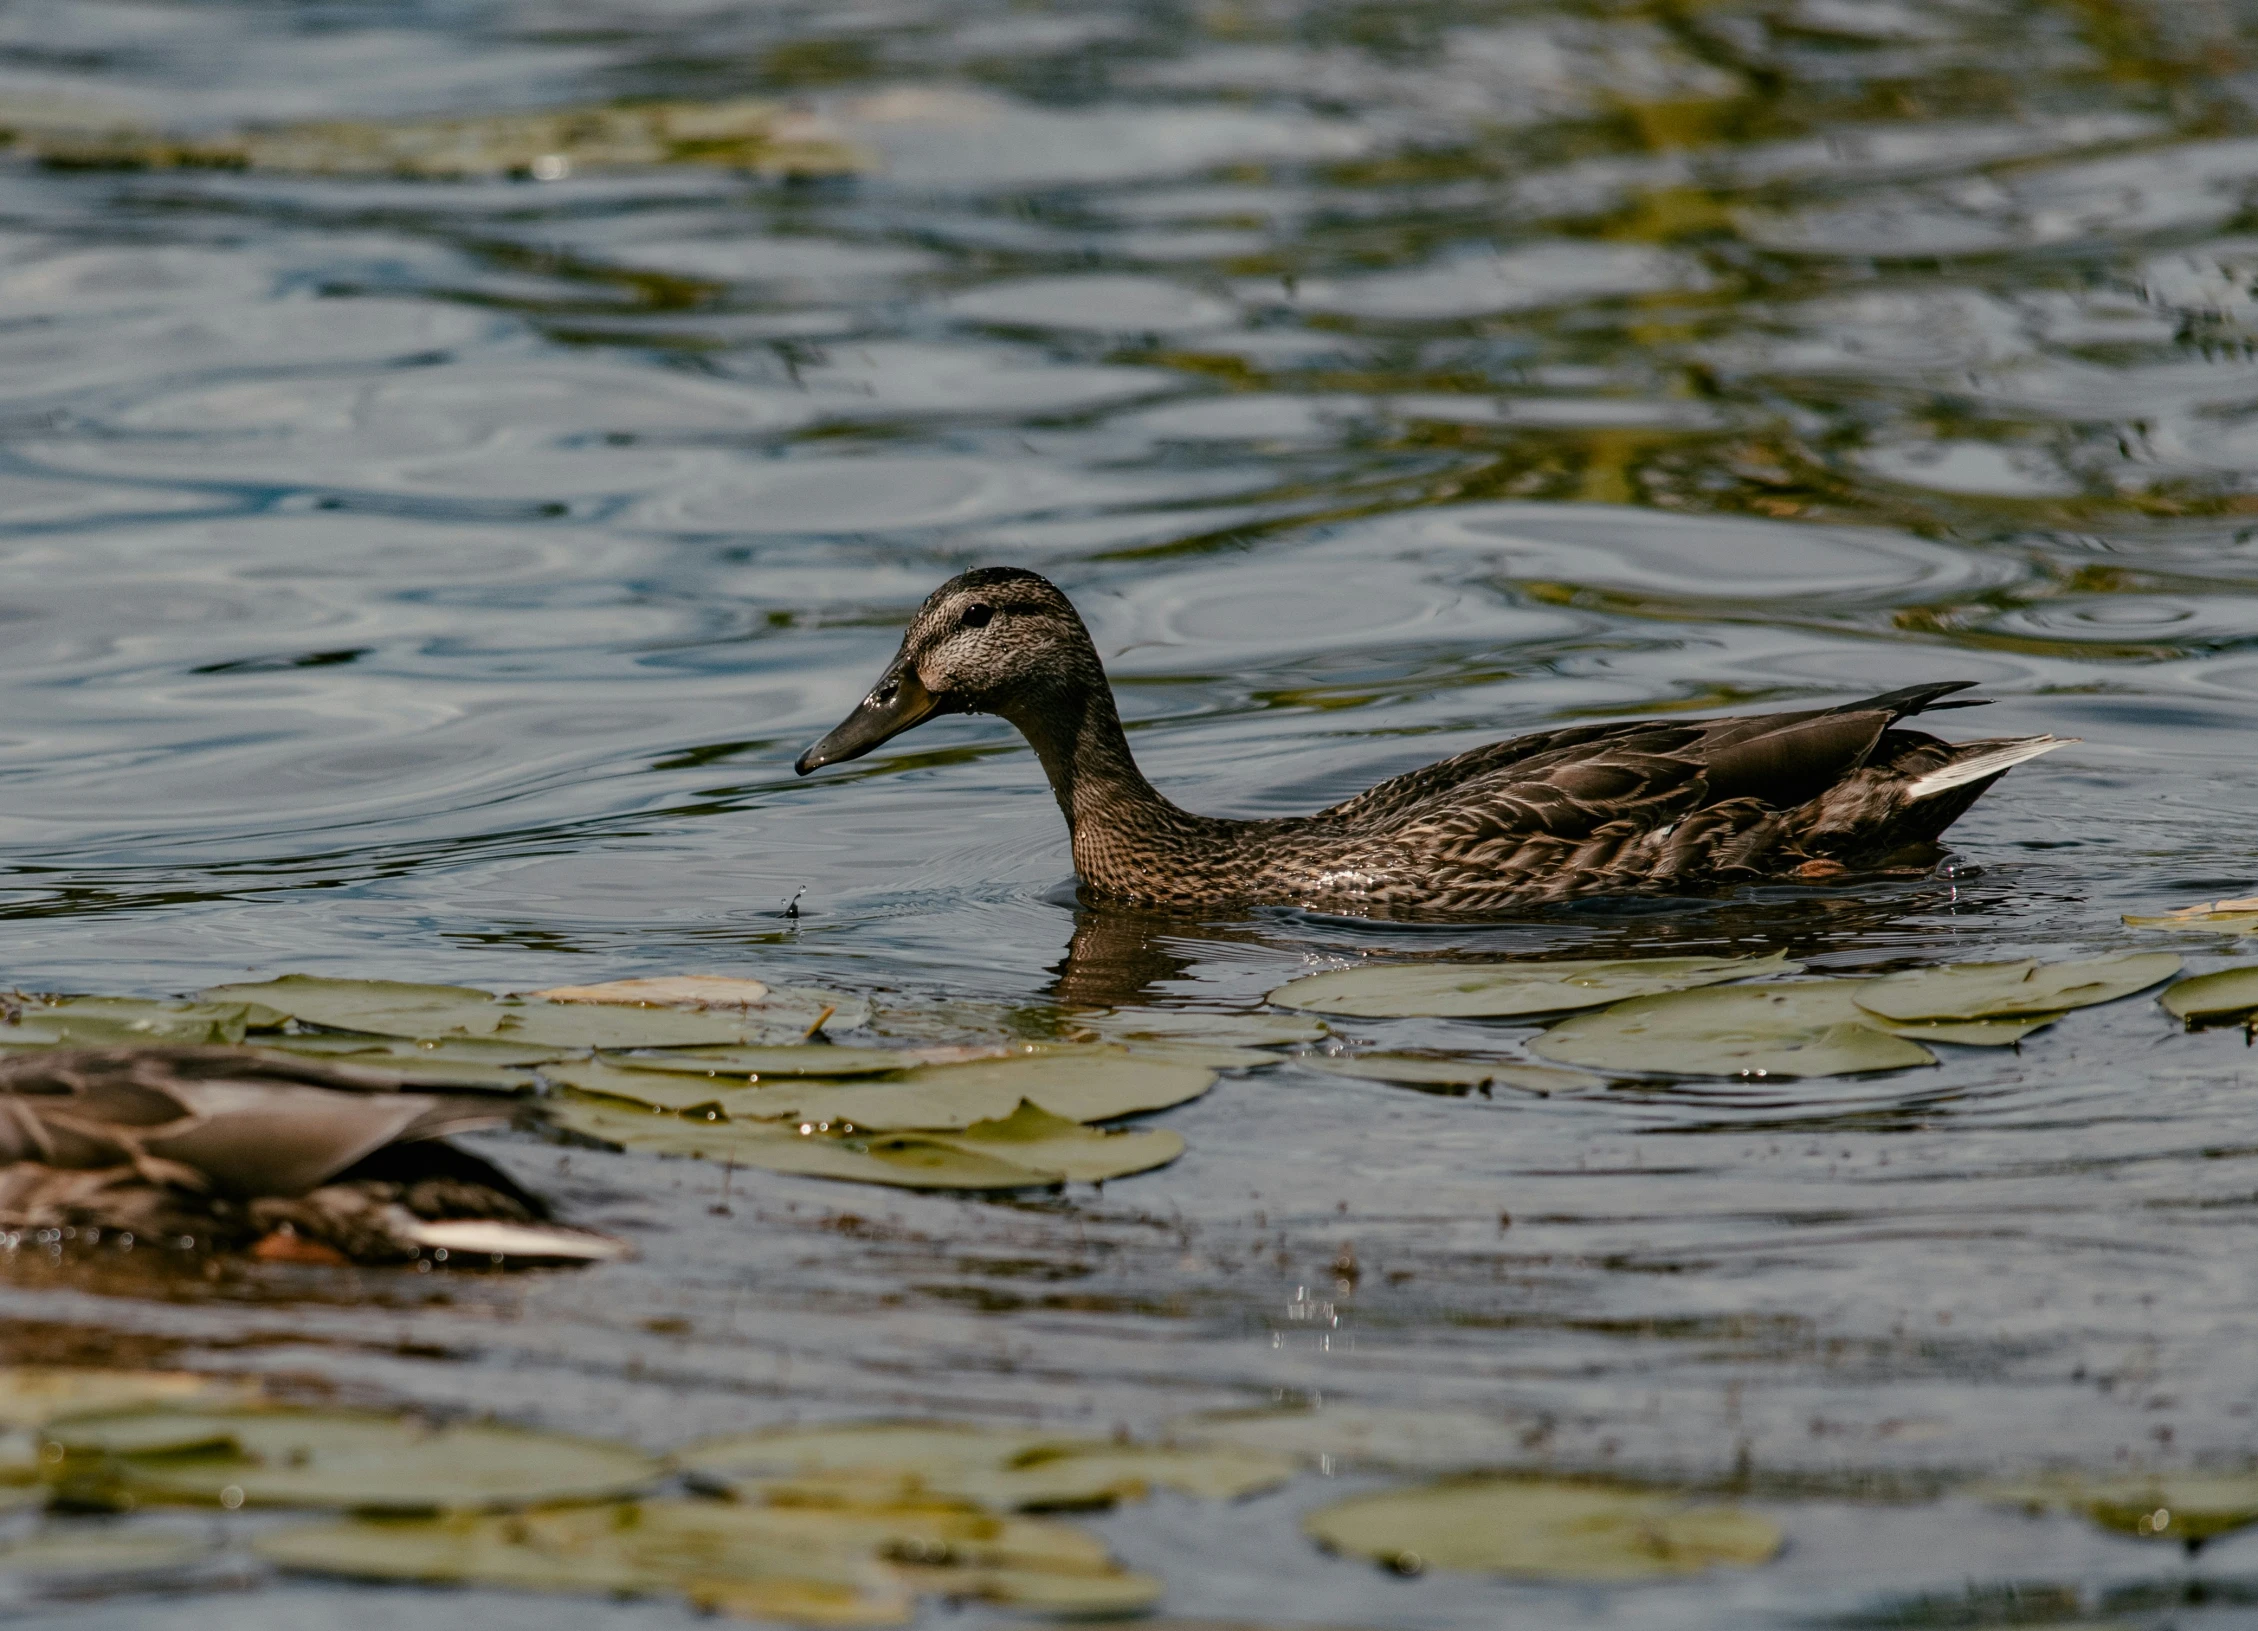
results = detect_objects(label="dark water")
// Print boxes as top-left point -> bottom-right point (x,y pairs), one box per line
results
4,0 -> 2258,1624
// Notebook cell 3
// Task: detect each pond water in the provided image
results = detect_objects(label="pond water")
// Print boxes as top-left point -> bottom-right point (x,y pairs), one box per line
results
3,0 -> 2258,1624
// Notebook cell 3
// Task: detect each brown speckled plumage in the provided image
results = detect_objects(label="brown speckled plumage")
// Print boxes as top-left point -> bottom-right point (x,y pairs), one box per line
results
797,568 -> 2069,917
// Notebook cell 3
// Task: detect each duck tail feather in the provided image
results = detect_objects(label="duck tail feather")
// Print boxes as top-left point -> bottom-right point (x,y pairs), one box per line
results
1830,680 -> 1986,720
1905,735 -> 2074,801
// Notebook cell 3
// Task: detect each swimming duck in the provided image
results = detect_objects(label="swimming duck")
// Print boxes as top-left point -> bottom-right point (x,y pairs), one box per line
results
0,1046 -> 626,1265
796,567 -> 2068,917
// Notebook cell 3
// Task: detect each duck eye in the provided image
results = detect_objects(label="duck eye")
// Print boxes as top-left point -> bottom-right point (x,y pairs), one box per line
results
960,603 -> 993,630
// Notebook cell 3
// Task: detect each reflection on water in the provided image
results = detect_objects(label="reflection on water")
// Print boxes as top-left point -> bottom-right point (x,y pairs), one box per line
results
2,0 -> 2258,1623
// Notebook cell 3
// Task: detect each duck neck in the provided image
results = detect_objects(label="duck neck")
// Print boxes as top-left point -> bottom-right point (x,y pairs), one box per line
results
1002,681 -> 1196,888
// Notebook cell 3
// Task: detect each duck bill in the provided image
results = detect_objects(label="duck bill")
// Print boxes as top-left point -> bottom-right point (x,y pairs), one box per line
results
795,662 -> 940,774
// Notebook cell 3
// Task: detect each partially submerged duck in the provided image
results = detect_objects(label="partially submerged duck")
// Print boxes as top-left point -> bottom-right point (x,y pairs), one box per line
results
796,568 -> 2069,916
0,1047 -> 625,1266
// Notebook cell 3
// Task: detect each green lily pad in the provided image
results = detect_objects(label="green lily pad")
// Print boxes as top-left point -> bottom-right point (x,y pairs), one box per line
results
1531,981 -> 1936,1078
2160,966 -> 2258,1025
598,1046 -> 930,1080
0,1528 -> 222,1591
1301,1055 -> 1602,1094
3,998 -> 264,1047
0,1369 -> 258,1428
1304,1477 -> 1781,1580
882,1050 -> 1214,1124
1981,1472 -> 2258,1543
264,1033 -> 575,1067
199,975 -> 796,1048
2125,897 -> 2258,934
676,1421 -> 1293,1511
46,1408 -> 660,1513
546,1060 -> 1019,1130
546,1095 -> 1180,1190
1873,1015 -> 2059,1046
1852,953 -> 2182,1023
1268,953 -> 1797,1019
258,1494 -> 1150,1621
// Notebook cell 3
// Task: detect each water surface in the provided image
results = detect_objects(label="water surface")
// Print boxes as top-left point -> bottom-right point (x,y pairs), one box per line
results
2,0 -> 2258,1624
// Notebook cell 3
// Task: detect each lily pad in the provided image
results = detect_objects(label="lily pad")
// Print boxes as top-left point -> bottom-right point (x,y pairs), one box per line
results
258,1494 -> 1154,1621
1852,953 -> 2182,1023
0,1368 -> 259,1428
0,1529 -> 225,1594
2125,896 -> 2258,934
1981,1472 -> 2258,1543
3,998 -> 264,1047
1304,1478 -> 1781,1580
546,1095 -> 1180,1190
598,1047 -> 935,1080
1301,1055 -> 1602,1094
883,1050 -> 1214,1124
1268,953 -> 1796,1019
255,1502 -> 911,1624
1531,981 -> 1936,1077
1873,1015 -> 2058,1046
263,1033 -> 574,1067
527,976 -> 772,1008
546,1060 -> 1021,1131
676,1421 -> 1293,1511
47,1407 -> 660,1513
2160,966 -> 2258,1026
200,975 -> 780,1048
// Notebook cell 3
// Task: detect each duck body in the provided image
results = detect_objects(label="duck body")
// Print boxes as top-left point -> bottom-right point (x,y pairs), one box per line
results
0,1046 -> 625,1265
797,568 -> 2069,918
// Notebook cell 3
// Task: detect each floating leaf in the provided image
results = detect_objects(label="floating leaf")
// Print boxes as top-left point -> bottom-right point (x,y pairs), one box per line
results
677,1421 -> 1293,1511
601,1046 -> 935,1080
263,1033 -> 572,1067
1531,982 -> 1936,1077
1852,954 -> 2181,1023
2160,966 -> 2258,1026
2125,897 -> 2258,934
1873,1015 -> 2058,1046
921,1102 -> 1185,1184
255,1502 -> 910,1624
1301,1055 -> 1601,1094
1073,1011 -> 1328,1045
545,1060 -> 1019,1130
1173,1406 -> 1543,1472
47,1408 -> 659,1513
258,1494 -> 1153,1621
200,975 -> 780,1048
883,1050 -> 1214,1124
527,976 -> 772,1008
0,1369 -> 258,1428
0,1528 -> 224,1594
547,1095 -> 1178,1190
1981,1472 -> 2258,1543
200,977 -> 513,1038
1268,953 -> 1796,1019
3,998 -> 261,1047
1304,1478 -> 1781,1580
570,1051 -> 1215,1129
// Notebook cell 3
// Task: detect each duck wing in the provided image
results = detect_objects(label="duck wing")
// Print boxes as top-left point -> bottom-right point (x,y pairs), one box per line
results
1330,682 -> 1992,838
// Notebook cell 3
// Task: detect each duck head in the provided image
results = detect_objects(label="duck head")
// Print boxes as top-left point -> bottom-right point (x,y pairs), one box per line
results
795,567 -> 1100,774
